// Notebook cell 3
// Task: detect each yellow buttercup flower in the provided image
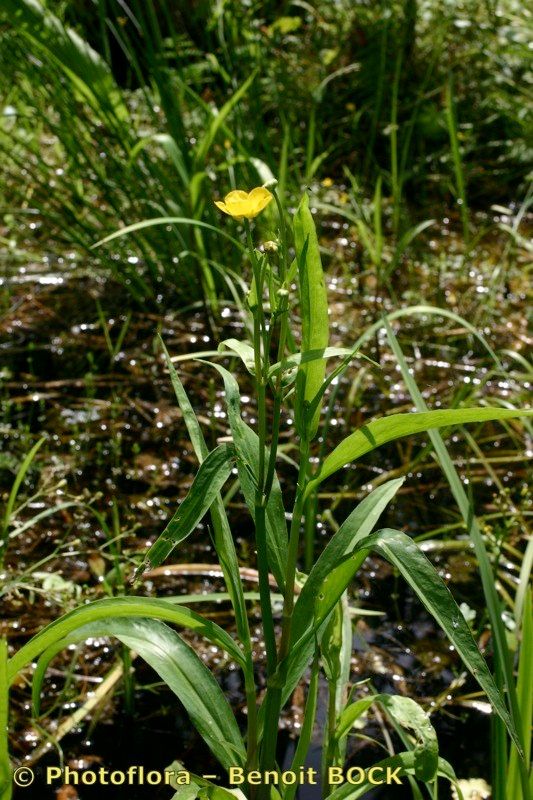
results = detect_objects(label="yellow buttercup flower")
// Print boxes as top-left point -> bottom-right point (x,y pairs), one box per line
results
214,187 -> 273,220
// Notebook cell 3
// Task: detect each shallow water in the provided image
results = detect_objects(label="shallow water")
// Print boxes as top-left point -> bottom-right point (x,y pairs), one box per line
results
2,213 -> 531,797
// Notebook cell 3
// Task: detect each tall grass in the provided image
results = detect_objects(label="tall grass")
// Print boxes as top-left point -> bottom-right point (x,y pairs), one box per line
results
1,0 -> 531,306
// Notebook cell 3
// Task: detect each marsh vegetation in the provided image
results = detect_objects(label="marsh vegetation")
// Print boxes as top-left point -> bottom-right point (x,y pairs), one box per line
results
0,2 -> 531,800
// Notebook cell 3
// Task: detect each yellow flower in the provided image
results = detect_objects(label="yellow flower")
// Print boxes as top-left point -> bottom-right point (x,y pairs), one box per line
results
214,187 -> 273,220
321,177 -> 333,188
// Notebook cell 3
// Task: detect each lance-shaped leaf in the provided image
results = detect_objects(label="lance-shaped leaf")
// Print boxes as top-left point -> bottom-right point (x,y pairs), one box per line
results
204,362 -> 288,590
292,478 -> 404,644
8,595 -> 245,683
32,618 -> 246,771
257,480 -> 401,730
336,694 -> 438,782
159,338 -> 250,650
327,751 -> 463,800
311,528 -> 522,753
137,443 -> 235,576
294,193 -> 329,440
306,407 -> 533,496
218,338 -> 256,374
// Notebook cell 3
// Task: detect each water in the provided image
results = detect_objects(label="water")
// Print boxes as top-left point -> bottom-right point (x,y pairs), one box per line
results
2,217 -> 530,796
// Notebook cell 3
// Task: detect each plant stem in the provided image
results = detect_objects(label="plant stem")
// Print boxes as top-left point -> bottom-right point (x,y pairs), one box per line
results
0,639 -> 11,800
244,664 -> 259,770
245,220 -> 277,678
391,49 -> 403,239
323,680 -> 338,796
259,438 -> 310,779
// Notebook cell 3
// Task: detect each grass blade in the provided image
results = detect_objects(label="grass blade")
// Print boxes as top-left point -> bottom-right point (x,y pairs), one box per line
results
384,320 -> 530,796
136,443 -> 235,576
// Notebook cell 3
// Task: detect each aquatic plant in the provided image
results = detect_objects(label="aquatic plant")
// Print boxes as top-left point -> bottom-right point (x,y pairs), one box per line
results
1,186 -> 531,800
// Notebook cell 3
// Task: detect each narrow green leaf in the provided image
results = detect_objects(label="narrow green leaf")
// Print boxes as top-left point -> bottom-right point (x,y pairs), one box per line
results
194,70 -> 257,166
294,193 -> 329,439
292,478 -> 404,642
507,590 -> 533,798
8,596 -> 245,683
256,480 -> 403,732
204,362 -> 288,591
159,337 -> 208,461
327,751 -> 463,800
91,217 -> 244,251
307,407 -> 533,496
336,694 -> 438,782
218,339 -> 256,374
2,437 -> 46,540
39,619 -> 246,770
128,133 -> 189,186
136,443 -> 235,576
385,321 -> 530,792
285,652 -> 320,800
268,347 -> 374,379
313,528 -> 522,752
158,338 -> 251,652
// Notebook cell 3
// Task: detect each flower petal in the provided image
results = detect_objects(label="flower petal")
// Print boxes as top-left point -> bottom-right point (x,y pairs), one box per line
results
214,200 -> 230,214
224,190 -> 249,203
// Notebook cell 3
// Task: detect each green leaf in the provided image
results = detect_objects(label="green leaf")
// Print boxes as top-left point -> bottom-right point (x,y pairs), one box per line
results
128,133 -> 189,186
204,362 -> 288,591
507,590 -> 533,798
336,694 -> 438,781
194,70 -> 257,166
218,339 -> 256,374
92,217 -> 244,252
8,596 -> 245,683
1,437 -> 46,552
293,193 -> 329,439
384,321 -> 530,780
292,478 -> 404,644
268,347 -> 376,379
158,338 -> 251,653
327,751 -> 463,800
3,0 -> 129,125
306,407 -> 533,496
257,480 -> 402,727
136,443 -> 235,576
362,695 -> 436,780
36,618 -> 246,771
285,653 -> 320,800
313,528 -> 522,752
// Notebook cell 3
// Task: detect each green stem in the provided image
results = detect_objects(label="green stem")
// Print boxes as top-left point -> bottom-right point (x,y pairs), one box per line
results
324,680 -> 338,796
244,659 -> 259,771
0,639 -> 11,800
259,439 -> 310,778
245,220 -> 277,678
